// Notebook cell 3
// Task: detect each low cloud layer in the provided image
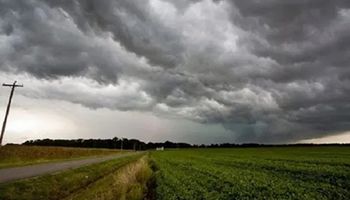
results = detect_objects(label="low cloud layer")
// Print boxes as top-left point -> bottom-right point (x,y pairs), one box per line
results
1,0 -> 350,143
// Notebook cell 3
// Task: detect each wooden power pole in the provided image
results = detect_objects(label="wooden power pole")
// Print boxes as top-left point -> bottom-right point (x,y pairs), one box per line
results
0,81 -> 23,145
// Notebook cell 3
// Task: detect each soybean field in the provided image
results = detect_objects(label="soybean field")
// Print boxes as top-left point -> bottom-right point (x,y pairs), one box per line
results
151,147 -> 350,200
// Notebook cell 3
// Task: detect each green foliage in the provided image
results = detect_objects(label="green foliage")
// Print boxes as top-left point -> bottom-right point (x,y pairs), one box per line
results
151,147 -> 350,200
0,145 -> 126,169
0,154 -> 143,200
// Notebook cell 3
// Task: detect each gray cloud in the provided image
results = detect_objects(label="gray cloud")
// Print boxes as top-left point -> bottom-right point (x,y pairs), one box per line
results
1,0 -> 350,143
47,0 -> 184,68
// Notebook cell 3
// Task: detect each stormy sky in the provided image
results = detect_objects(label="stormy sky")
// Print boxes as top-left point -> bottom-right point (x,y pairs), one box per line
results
1,0 -> 350,144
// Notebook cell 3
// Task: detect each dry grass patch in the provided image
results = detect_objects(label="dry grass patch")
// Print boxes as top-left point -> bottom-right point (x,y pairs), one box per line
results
66,155 -> 153,200
0,145 -> 126,168
114,156 -> 153,200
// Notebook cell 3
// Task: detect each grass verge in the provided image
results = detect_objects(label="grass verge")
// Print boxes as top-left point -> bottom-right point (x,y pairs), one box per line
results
0,145 -> 127,169
0,153 -> 143,200
65,154 -> 154,200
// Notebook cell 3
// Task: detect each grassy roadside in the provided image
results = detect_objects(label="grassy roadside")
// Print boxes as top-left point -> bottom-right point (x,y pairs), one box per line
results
0,145 -> 128,169
66,155 -> 154,200
0,153 -> 144,200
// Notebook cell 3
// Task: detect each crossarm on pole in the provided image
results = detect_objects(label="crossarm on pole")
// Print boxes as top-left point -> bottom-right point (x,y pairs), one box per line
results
2,84 -> 23,87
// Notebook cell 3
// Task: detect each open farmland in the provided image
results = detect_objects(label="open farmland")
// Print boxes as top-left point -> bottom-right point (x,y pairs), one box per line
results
151,147 -> 350,200
1,146 -> 349,200
0,145 -> 127,169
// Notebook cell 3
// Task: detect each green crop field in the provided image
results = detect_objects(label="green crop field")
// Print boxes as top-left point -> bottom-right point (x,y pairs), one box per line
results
151,147 -> 350,200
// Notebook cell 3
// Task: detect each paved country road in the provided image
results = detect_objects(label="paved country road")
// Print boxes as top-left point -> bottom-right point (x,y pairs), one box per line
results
0,152 -> 140,183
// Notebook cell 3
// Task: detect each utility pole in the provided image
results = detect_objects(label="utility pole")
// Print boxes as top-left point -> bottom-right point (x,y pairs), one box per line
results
0,81 -> 23,146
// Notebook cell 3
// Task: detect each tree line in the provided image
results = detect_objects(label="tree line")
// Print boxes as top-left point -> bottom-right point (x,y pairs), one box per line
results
21,138 -> 350,150
22,138 -> 193,150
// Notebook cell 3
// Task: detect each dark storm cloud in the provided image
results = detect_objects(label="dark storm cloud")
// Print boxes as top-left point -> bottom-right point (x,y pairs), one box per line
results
0,0 -> 119,82
218,0 -> 350,142
46,0 -> 184,68
230,0 -> 350,66
1,0 -> 350,143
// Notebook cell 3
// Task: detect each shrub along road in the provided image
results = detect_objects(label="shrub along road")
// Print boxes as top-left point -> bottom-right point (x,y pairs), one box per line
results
0,152 -> 140,183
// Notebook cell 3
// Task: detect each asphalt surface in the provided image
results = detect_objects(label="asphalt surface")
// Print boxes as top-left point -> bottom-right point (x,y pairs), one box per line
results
0,152 -> 138,183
